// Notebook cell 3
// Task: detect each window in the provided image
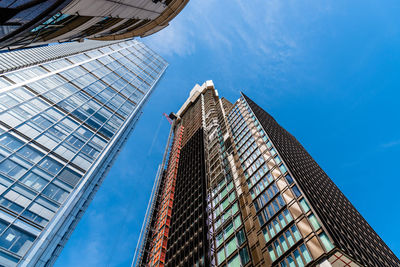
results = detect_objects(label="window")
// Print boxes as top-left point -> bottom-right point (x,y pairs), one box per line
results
319,233 -> 334,252
273,219 -> 281,233
300,244 -> 312,263
279,164 -> 287,174
283,209 -> 292,222
285,230 -> 295,246
308,214 -> 321,230
279,235 -> 288,251
226,238 -> 237,257
299,198 -> 310,213
0,223 -> 36,256
217,247 -> 225,264
285,174 -> 294,184
239,247 -> 250,265
39,157 -> 62,175
57,168 -> 81,187
266,141 -> 272,148
0,198 -> 23,213
22,210 -> 48,226
291,225 -> 302,241
292,185 -> 301,198
293,249 -> 304,267
227,253 -> 240,267
0,159 -> 27,179
43,183 -> 68,203
0,134 -> 24,151
268,246 -> 276,261
21,173 -> 47,191
236,229 -> 246,246
224,222 -> 234,240
263,228 -> 271,243
287,255 -> 296,267
18,145 -> 43,163
216,232 -> 223,247
278,213 -> 286,227
233,215 -> 241,228
274,240 -> 282,256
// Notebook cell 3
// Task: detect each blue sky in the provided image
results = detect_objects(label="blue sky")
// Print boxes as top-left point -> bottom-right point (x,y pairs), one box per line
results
55,0 -> 400,265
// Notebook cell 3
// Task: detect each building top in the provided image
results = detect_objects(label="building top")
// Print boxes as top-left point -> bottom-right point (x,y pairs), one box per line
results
176,80 -> 215,117
0,0 -> 189,50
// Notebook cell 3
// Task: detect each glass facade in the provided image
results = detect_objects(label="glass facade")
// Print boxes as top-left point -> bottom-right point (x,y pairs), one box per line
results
226,97 -> 328,266
0,39 -> 167,266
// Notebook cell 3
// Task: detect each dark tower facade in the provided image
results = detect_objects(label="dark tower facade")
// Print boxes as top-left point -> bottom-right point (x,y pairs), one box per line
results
133,81 -> 399,267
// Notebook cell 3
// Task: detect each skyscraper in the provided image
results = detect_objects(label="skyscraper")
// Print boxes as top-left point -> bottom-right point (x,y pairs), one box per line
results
0,38 -> 167,266
0,0 -> 189,50
134,81 -> 400,267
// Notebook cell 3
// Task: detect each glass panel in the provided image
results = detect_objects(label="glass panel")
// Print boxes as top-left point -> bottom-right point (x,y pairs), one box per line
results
234,215 -> 241,229
226,238 -> 237,257
300,244 -> 313,263
319,233 -> 334,252
274,240 -> 282,256
283,209 -> 293,222
285,174 -> 294,184
0,224 -> 35,256
268,246 -> 276,261
21,173 -> 48,191
216,232 -> 223,248
224,222 -> 234,240
236,229 -> 246,246
292,185 -> 301,198
217,247 -> 226,264
279,164 -> 287,174
294,249 -> 304,267
227,253 -> 240,267
291,225 -> 302,241
239,247 -> 250,265
308,214 -> 321,231
287,255 -> 296,267
273,219 -> 281,233
278,214 -> 286,227
285,230 -> 295,246
299,199 -> 310,213
263,228 -> 270,242
279,235 -> 288,251
42,183 -> 68,203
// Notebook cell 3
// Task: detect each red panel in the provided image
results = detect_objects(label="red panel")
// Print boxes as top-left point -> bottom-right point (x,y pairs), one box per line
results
147,126 -> 184,266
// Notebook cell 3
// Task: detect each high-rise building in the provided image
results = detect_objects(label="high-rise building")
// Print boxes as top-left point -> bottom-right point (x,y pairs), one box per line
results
134,81 -> 400,267
0,0 -> 189,50
0,38 -> 167,266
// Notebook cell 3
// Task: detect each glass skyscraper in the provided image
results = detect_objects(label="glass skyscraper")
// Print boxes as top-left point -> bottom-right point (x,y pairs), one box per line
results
134,81 -> 399,267
0,39 -> 167,266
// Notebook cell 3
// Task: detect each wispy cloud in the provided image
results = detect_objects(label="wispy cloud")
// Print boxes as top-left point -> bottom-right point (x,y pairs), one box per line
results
381,139 -> 400,148
140,19 -> 196,57
143,0 -> 298,59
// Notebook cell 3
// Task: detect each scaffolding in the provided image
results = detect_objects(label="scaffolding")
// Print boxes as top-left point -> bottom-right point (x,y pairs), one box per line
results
131,119 -> 176,267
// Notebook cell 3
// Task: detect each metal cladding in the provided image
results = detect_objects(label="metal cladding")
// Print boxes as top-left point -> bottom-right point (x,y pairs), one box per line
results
0,0 -> 189,50
135,81 -> 400,267
148,126 -> 183,267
